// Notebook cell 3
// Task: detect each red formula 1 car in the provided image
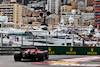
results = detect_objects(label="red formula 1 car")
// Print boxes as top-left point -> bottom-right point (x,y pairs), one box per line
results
14,46 -> 48,61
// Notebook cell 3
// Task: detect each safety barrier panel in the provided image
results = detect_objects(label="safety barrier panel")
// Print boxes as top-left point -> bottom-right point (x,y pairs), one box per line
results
37,46 -> 100,55
0,46 -> 100,55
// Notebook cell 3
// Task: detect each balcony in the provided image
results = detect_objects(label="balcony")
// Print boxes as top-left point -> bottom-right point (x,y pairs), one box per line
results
95,19 -> 100,21
94,10 -> 100,12
95,13 -> 100,15
94,2 -> 100,4
95,5 -> 100,7
95,16 -> 100,18
95,8 -> 100,10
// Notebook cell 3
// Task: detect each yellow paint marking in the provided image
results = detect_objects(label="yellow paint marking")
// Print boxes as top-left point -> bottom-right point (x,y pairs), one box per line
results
50,61 -> 79,65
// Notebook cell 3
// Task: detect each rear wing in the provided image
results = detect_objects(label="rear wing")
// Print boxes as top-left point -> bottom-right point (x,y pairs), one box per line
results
20,45 -> 36,49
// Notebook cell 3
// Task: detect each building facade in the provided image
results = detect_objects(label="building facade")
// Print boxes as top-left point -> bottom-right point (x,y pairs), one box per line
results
0,3 -> 22,28
46,14 -> 60,30
87,0 -> 94,6
47,0 -> 61,14
60,5 -> 72,15
94,0 -> 100,29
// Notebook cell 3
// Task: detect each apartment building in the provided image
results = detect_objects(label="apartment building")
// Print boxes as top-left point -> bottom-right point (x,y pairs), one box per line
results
0,1 -> 22,28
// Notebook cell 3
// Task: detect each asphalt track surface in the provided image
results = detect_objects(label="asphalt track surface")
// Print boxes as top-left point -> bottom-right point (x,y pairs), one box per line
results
0,55 -> 100,67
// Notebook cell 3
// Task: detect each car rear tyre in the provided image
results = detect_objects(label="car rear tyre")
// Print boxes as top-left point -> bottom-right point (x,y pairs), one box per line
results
45,53 -> 49,60
44,50 -> 49,60
38,53 -> 45,61
14,52 -> 21,61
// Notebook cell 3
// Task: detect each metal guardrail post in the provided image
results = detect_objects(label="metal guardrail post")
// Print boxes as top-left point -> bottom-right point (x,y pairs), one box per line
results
45,32 -> 47,46
1,46 -> 2,55
72,35 -> 74,46
33,35 -> 34,46
1,22 -> 2,55
97,37 -> 100,47
65,36 -> 67,46
1,22 -> 2,46
21,34 -> 23,45
11,46 -> 13,55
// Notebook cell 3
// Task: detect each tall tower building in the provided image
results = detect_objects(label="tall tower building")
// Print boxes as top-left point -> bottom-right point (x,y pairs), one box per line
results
61,0 -> 67,5
47,0 -> 61,14
77,0 -> 86,11
94,0 -> 100,29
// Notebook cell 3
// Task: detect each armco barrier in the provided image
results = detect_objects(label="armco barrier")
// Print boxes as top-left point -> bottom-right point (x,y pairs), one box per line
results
0,46 -> 20,55
37,46 -> 100,55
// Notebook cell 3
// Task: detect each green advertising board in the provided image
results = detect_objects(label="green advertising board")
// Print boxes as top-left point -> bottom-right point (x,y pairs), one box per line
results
37,46 -> 100,55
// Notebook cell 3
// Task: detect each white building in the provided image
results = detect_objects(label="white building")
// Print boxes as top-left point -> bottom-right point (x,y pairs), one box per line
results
61,14 -> 81,26
47,0 -> 61,14
81,13 -> 94,25
61,15 -> 81,20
